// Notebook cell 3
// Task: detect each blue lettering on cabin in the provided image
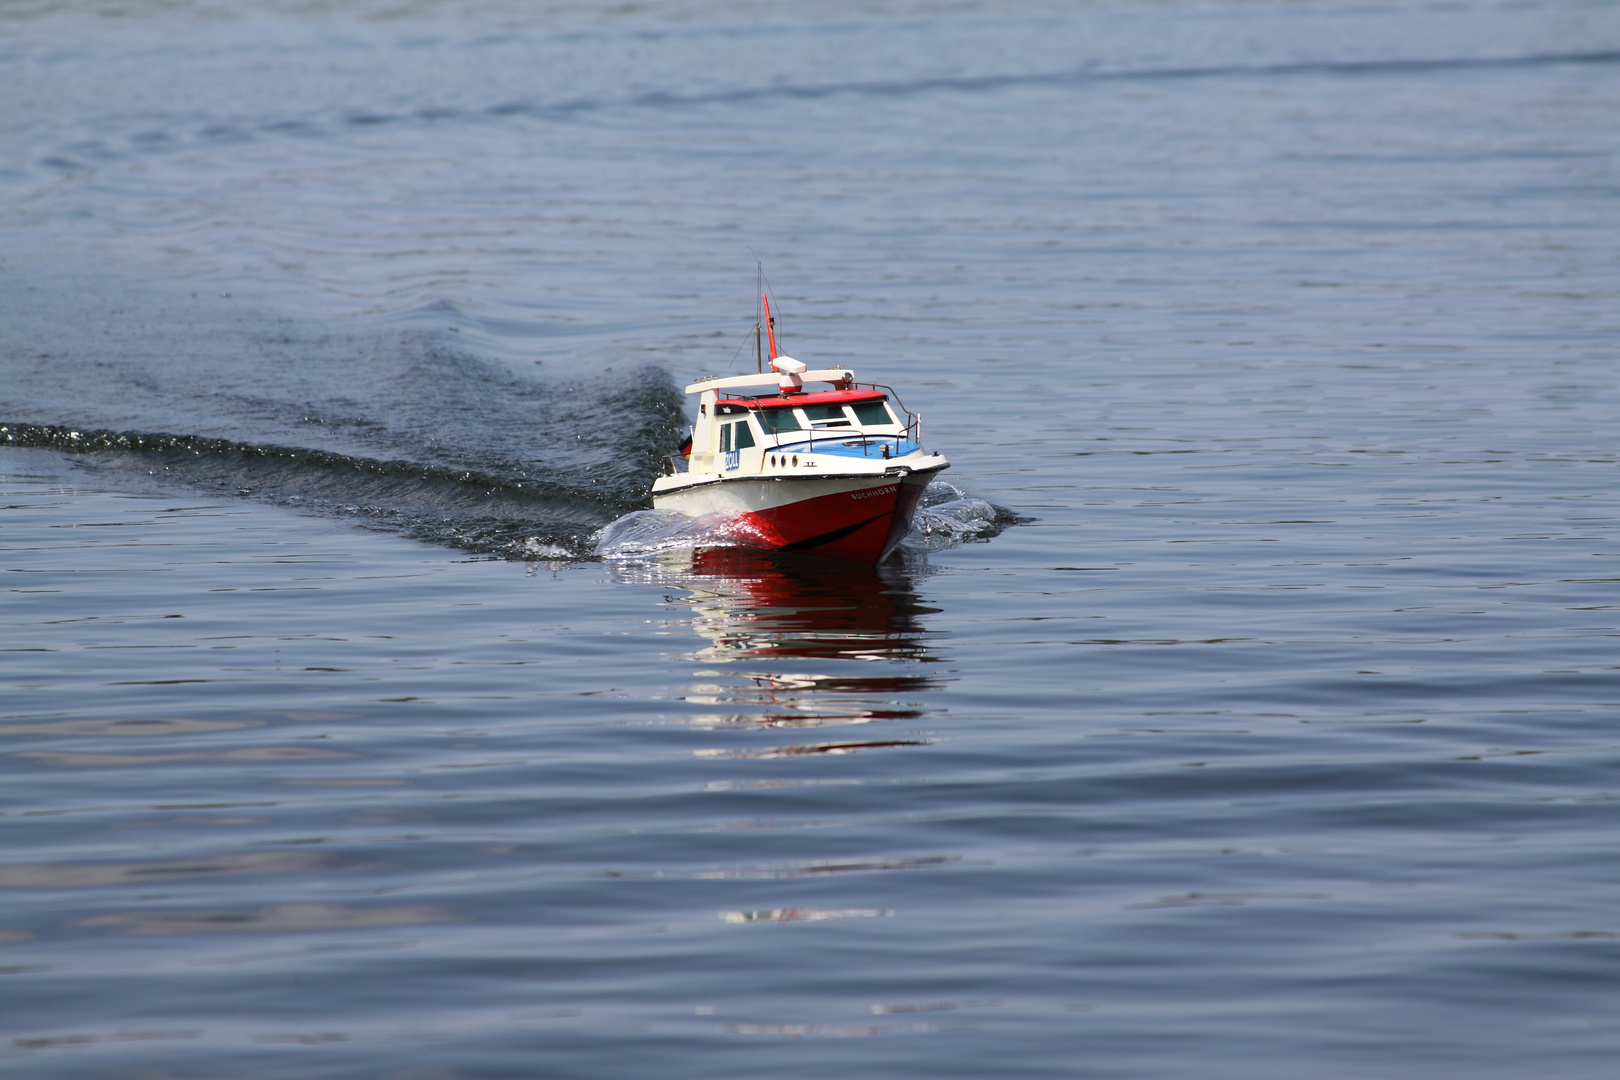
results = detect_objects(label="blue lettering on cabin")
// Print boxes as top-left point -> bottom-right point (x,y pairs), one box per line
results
724,450 -> 740,471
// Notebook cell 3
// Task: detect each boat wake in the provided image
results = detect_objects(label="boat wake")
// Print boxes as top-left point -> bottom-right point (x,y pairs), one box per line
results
906,482 -> 1012,550
1,398 -> 680,561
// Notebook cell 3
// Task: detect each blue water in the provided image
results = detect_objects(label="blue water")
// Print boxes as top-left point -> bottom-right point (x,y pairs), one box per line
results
4,1 -> 1620,1076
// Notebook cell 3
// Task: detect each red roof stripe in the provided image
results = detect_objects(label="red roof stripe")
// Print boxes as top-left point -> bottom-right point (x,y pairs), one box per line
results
720,389 -> 887,410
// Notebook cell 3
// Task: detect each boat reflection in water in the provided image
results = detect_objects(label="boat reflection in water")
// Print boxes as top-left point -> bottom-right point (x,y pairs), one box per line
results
611,548 -> 946,750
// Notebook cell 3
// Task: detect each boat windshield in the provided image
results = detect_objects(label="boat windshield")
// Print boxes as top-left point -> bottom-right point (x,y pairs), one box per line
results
758,409 -> 803,433
803,404 -> 849,424
851,401 -> 894,426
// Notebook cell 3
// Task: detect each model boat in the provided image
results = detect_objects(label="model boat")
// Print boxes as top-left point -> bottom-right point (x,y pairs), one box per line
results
652,294 -> 949,563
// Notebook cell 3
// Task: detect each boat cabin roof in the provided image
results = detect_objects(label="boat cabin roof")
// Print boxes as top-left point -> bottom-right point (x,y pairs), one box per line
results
717,388 -> 887,412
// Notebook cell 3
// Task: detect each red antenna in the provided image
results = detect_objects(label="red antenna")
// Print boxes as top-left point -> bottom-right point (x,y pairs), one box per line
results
762,293 -> 779,361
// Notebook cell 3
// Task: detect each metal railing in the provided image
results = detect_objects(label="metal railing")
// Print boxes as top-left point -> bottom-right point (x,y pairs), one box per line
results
859,383 -> 920,444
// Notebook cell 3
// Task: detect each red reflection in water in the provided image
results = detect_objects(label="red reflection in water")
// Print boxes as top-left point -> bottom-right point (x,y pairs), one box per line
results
678,548 -> 942,665
629,549 -> 946,742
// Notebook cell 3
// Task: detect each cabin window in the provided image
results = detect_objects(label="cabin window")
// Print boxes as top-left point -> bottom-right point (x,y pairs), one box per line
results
758,409 -> 802,433
733,421 -> 756,450
851,401 -> 893,426
802,404 -> 847,423
719,424 -> 731,453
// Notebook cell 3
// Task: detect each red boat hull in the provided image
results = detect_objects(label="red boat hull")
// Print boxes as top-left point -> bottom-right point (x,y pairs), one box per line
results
726,472 -> 935,563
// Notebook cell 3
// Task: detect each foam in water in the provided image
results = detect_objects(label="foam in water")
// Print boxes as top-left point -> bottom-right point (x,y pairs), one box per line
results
907,480 -> 1007,549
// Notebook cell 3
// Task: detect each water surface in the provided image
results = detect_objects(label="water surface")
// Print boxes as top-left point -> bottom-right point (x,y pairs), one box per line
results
3,1 -> 1620,1076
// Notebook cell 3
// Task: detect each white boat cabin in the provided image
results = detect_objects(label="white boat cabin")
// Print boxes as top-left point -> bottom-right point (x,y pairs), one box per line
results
668,363 -> 922,477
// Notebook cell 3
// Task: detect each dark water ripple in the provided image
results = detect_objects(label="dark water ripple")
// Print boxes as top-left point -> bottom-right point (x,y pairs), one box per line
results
4,0 -> 1620,1077
0,406 -> 680,557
